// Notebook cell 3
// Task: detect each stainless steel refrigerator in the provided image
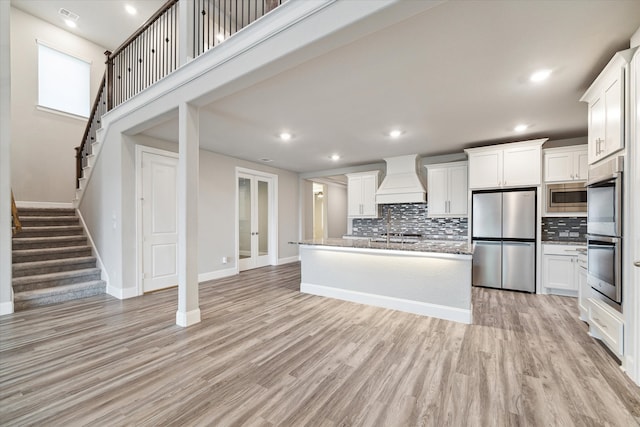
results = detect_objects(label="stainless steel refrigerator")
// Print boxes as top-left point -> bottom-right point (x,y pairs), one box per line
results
472,189 -> 536,292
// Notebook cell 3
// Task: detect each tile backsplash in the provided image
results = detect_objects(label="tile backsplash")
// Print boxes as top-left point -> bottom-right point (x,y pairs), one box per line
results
351,203 -> 468,240
542,217 -> 587,242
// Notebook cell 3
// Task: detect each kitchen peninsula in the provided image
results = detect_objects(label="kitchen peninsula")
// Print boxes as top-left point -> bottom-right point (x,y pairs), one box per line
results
294,238 -> 473,324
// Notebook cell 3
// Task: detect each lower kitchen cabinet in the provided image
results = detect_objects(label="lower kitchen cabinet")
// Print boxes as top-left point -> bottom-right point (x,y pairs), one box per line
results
577,257 -> 589,321
542,244 -> 584,297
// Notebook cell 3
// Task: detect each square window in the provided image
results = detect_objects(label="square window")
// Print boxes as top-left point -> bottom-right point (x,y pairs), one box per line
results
37,42 -> 90,118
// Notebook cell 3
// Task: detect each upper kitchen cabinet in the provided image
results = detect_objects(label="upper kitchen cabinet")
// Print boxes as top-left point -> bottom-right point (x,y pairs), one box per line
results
581,47 -> 637,165
346,171 -> 380,218
465,139 -> 547,190
425,161 -> 468,217
543,145 -> 588,182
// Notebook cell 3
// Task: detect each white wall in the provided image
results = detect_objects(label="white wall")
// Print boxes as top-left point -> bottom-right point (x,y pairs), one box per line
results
10,7 -> 106,203
0,0 -> 13,315
79,130 -> 300,297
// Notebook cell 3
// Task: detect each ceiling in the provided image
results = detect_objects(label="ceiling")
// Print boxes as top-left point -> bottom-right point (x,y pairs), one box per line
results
12,1 -> 640,174
11,0 -> 165,50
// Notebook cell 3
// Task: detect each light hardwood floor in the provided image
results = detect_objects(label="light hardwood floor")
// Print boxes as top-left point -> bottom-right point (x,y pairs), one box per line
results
1,263 -> 639,426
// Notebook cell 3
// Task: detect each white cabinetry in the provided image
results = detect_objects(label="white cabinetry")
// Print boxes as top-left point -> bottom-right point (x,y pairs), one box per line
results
543,145 -> 588,182
581,47 -> 637,164
577,254 -> 588,321
465,139 -> 546,190
589,298 -> 624,358
542,244 -> 584,296
346,171 -> 379,218
425,161 -> 468,217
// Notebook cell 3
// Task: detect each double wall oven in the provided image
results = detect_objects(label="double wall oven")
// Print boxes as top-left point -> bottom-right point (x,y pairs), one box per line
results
586,156 -> 623,309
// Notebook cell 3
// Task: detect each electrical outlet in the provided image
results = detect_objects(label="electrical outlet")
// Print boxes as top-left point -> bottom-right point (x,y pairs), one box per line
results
222,256 -> 228,264
559,231 -> 569,237
569,232 -> 579,237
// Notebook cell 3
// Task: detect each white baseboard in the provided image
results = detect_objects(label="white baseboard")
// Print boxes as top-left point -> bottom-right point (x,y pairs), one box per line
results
301,282 -> 472,325
76,209 -> 110,288
16,201 -> 74,209
545,288 -> 578,298
198,267 -> 237,283
176,308 -> 201,327
0,301 -> 14,316
278,255 -> 300,265
106,285 -> 138,300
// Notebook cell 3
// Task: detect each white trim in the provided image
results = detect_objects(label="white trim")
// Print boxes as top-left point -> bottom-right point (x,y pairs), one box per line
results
35,105 -> 88,120
106,285 -> 138,300
198,268 -> 237,283
176,308 -> 201,327
278,255 -> 300,265
135,145 -> 179,296
16,201 -> 74,209
298,243 -> 472,261
0,301 -> 14,316
301,283 -> 472,325
76,208 -> 110,287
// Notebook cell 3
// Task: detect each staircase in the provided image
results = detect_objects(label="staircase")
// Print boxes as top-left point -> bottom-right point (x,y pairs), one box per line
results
12,207 -> 106,310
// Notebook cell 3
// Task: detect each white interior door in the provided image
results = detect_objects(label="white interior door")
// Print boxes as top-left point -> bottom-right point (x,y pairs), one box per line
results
142,150 -> 178,292
238,173 -> 273,271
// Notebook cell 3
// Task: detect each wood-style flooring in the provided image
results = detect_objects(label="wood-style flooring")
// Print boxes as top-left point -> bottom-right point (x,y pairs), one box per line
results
1,263 -> 639,426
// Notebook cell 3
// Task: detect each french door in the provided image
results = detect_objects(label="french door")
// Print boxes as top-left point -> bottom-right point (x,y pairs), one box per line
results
238,172 -> 274,271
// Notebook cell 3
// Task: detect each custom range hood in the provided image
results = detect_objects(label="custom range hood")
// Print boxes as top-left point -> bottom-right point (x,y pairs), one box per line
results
376,154 -> 426,204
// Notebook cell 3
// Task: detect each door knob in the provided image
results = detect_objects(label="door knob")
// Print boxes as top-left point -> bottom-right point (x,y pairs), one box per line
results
634,260 -> 640,268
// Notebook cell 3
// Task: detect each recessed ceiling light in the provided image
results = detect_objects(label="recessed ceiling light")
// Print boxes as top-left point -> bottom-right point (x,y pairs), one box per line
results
530,69 -> 552,82
389,129 -> 403,138
215,33 -> 225,42
64,19 -> 77,28
514,124 -> 528,132
330,154 -> 340,161
125,4 -> 137,15
279,132 -> 292,141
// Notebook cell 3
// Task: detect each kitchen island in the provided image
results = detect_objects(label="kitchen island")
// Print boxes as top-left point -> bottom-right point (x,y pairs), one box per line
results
294,238 -> 473,324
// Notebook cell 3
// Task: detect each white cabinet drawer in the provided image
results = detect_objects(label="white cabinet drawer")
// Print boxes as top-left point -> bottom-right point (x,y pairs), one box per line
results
588,298 -> 623,356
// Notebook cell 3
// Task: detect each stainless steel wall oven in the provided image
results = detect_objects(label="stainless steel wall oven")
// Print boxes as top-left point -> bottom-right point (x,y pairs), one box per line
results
586,156 -> 623,307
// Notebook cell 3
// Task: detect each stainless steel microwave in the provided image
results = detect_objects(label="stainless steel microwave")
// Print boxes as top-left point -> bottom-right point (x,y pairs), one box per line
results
546,182 -> 587,213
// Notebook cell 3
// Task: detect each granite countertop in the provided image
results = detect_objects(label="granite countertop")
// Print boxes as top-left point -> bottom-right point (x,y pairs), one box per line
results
292,238 -> 474,255
542,241 -> 587,246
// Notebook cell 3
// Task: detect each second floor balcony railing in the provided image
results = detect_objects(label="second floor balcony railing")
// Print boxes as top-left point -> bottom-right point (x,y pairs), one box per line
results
77,0 -> 285,188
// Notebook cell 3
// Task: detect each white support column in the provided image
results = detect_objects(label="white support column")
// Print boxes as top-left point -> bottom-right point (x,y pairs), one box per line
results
179,0 -> 195,66
176,102 -> 200,327
0,0 -> 13,316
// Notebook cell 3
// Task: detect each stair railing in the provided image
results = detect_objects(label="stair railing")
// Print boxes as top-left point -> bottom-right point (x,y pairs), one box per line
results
11,190 -> 21,235
75,74 -> 106,189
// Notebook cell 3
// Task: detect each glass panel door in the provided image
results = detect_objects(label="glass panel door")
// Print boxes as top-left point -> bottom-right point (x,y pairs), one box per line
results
238,177 -> 252,263
238,173 -> 273,271
257,179 -> 270,259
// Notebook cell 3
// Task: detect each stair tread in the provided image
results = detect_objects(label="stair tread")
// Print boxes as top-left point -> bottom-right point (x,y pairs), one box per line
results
13,256 -> 96,270
20,215 -> 78,220
17,226 -> 83,233
12,235 -> 86,243
13,245 -> 91,255
12,268 -> 100,284
14,280 -> 106,301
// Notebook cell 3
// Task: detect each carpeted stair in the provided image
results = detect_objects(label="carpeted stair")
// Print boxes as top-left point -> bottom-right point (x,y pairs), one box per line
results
12,207 -> 106,310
